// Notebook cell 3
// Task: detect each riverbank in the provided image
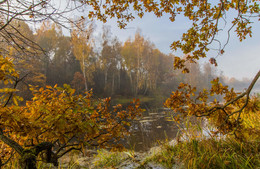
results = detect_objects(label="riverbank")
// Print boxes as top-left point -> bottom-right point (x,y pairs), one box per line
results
7,102 -> 258,169
37,108 -> 260,169
46,134 -> 259,169
48,139 -> 182,169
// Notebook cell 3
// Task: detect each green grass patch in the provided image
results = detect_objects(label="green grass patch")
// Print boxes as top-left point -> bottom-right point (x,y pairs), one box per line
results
144,137 -> 259,169
143,144 -> 176,168
93,150 -> 127,168
176,137 -> 259,169
143,108 -> 260,169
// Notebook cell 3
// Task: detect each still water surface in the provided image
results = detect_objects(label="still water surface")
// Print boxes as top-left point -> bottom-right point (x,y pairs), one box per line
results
125,109 -> 178,152
120,101 -> 180,152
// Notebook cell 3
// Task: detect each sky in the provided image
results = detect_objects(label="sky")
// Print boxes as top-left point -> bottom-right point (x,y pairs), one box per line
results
93,12 -> 260,81
52,0 -> 259,81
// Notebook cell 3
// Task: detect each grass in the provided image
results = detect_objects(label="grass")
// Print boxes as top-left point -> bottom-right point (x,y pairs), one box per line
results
174,137 -> 259,169
142,144 -> 176,168
143,107 -> 260,169
141,134 -> 259,169
93,149 -> 128,169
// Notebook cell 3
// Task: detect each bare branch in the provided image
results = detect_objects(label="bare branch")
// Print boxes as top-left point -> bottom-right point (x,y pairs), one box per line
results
4,73 -> 29,107
0,128 -> 24,155
0,0 -> 7,5
57,147 -> 82,158
194,70 -> 260,121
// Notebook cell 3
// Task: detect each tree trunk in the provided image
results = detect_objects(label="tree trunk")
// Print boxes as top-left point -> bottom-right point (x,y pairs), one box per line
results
0,132 -> 56,169
82,57 -> 88,91
129,72 -> 134,95
104,69 -> 108,91
19,150 -> 37,169
112,73 -> 115,95
19,142 -> 57,169
118,69 -> 121,92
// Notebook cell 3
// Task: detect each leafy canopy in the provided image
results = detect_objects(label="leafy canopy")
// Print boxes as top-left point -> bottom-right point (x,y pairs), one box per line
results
82,0 -> 260,137
0,55 -> 142,167
0,0 -> 259,167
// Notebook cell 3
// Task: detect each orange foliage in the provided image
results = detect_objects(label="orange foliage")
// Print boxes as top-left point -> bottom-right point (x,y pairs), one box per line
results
0,55 -> 143,166
164,78 -> 260,136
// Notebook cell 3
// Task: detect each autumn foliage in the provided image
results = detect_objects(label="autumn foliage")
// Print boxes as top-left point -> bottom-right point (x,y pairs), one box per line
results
165,77 -> 260,138
0,0 -> 259,168
83,0 -> 259,71
0,55 -> 142,168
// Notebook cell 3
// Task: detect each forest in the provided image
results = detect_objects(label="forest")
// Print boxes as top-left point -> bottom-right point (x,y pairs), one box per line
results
5,20 -> 256,102
0,0 -> 259,169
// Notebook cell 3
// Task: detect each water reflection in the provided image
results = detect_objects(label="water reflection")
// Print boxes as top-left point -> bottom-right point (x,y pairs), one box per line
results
124,108 -> 179,152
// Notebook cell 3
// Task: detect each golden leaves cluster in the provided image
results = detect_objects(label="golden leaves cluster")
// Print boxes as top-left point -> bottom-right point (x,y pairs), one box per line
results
1,84 -> 142,148
164,78 -> 260,135
0,56 -> 23,106
0,55 -> 143,155
0,56 -> 18,83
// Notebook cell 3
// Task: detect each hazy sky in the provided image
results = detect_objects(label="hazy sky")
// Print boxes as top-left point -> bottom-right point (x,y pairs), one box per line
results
94,12 -> 260,81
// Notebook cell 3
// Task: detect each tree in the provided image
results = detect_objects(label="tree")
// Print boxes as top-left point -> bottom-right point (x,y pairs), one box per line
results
101,36 -> 123,96
0,0 -> 88,56
81,0 -> 260,136
71,72 -> 85,94
71,20 -> 95,91
202,63 -> 217,89
2,20 -> 46,100
35,21 -> 61,83
0,0 -> 259,167
100,26 -> 115,94
121,31 -> 156,96
184,61 -> 201,89
0,55 -> 142,168
35,22 -> 80,86
84,0 -> 259,69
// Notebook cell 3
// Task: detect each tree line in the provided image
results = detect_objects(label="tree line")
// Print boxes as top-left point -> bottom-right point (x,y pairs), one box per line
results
0,0 -> 259,168
2,20 -> 226,100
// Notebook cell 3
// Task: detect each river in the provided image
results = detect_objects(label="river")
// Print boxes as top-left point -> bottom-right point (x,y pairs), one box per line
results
124,108 -> 179,152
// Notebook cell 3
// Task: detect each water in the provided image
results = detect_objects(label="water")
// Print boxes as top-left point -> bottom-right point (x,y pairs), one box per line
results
123,107 -> 180,152
114,99 -> 206,152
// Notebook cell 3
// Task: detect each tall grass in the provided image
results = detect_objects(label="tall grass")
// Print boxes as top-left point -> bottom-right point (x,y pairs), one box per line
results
92,150 -> 128,169
171,137 -> 259,169
144,108 -> 260,169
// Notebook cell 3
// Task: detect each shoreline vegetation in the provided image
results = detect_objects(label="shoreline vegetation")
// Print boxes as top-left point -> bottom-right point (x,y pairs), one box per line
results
4,108 -> 259,169
1,1 -> 260,168
58,104 -> 260,169
43,126 -> 260,169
